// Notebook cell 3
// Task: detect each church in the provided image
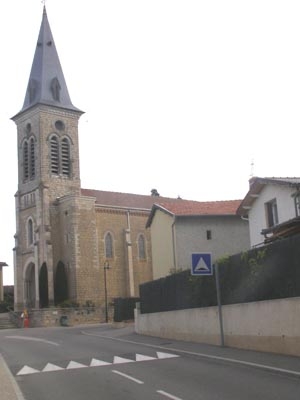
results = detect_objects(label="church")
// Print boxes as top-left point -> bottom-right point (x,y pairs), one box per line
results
12,7 -> 179,314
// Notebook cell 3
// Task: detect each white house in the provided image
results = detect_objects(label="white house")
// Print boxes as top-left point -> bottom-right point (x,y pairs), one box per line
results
237,177 -> 300,247
146,199 -> 250,279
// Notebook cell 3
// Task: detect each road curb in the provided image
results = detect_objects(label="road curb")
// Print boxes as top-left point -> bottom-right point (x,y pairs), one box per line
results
0,354 -> 26,400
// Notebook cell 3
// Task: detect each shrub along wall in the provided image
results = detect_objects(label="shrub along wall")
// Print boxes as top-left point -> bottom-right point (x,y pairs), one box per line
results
140,233 -> 300,314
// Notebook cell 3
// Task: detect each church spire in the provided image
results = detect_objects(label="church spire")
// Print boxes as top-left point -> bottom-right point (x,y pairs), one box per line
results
18,6 -> 81,115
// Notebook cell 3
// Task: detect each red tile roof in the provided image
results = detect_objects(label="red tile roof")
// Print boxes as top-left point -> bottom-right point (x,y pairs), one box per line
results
157,199 -> 241,216
81,189 -> 241,225
146,199 -> 242,227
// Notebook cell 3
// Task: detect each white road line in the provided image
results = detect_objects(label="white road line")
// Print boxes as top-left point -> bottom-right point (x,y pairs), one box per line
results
157,390 -> 183,400
82,331 -> 300,378
5,336 -> 60,346
112,370 -> 144,384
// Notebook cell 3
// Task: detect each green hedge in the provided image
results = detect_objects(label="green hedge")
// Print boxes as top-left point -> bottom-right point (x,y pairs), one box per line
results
140,233 -> 300,314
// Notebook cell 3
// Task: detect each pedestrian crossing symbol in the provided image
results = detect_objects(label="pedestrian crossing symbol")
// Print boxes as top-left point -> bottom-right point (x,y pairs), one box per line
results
191,253 -> 213,275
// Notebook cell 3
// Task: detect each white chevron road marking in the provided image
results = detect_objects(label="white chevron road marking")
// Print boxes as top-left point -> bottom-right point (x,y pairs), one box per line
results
15,352 -> 180,376
66,361 -> 88,369
157,352 -> 180,359
17,366 -> 40,376
42,363 -> 64,372
136,354 -> 157,361
90,358 -> 111,367
113,356 -> 135,364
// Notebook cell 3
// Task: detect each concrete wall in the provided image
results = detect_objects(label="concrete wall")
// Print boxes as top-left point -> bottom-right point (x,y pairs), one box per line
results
135,297 -> 300,356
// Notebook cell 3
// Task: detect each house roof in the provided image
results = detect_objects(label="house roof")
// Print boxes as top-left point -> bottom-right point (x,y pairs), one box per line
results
81,188 -> 179,210
146,199 -> 242,228
0,262 -> 8,267
237,176 -> 300,217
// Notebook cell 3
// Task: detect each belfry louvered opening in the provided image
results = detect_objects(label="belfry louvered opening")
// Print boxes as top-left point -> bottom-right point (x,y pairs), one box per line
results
50,136 -> 59,174
23,137 -> 36,182
61,138 -> 70,176
50,135 -> 71,177
30,137 -> 35,179
23,141 -> 29,180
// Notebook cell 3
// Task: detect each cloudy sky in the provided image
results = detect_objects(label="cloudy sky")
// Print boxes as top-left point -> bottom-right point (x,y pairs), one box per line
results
1,0 -> 300,284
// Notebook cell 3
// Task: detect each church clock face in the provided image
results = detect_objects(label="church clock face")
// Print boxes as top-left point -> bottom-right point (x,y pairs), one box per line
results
55,120 -> 65,131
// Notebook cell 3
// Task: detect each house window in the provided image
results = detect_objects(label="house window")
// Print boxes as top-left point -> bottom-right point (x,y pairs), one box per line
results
294,193 -> 300,217
206,230 -> 212,240
138,234 -> 146,260
105,232 -> 113,259
265,199 -> 278,227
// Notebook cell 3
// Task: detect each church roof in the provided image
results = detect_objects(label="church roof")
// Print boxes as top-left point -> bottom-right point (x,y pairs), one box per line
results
146,199 -> 242,227
14,6 -> 82,117
81,188 -> 180,210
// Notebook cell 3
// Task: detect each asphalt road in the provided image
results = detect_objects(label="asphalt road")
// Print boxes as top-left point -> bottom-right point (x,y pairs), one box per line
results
0,324 -> 300,400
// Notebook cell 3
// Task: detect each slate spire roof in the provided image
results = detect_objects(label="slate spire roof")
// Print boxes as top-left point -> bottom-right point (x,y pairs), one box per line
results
16,6 -> 82,116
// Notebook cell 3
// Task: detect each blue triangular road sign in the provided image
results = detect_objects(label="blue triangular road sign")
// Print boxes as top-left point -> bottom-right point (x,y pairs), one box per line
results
191,253 -> 213,275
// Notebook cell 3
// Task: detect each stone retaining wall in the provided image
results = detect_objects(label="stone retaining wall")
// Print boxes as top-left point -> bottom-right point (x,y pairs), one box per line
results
26,307 -> 104,327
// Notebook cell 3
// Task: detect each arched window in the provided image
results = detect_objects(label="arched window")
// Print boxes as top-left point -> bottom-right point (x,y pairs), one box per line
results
30,137 -> 35,179
138,234 -> 146,260
105,232 -> 113,259
23,141 -> 29,180
61,138 -> 70,176
50,135 -> 59,174
27,218 -> 34,246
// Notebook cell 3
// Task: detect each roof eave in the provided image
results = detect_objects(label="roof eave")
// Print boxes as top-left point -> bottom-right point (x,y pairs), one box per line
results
11,102 -> 84,121
146,203 -> 174,228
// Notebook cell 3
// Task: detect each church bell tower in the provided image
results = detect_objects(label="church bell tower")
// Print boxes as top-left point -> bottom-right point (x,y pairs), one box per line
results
12,6 -> 83,310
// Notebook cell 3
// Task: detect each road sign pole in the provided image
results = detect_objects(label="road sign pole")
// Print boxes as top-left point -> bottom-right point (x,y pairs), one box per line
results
214,263 -> 225,347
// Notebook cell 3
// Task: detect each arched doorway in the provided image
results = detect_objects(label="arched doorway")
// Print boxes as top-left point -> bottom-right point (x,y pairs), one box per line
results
54,261 -> 68,305
39,263 -> 49,308
24,263 -> 36,308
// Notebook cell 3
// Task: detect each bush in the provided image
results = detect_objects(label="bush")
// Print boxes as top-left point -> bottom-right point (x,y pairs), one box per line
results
57,300 -> 79,308
0,301 -> 10,313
